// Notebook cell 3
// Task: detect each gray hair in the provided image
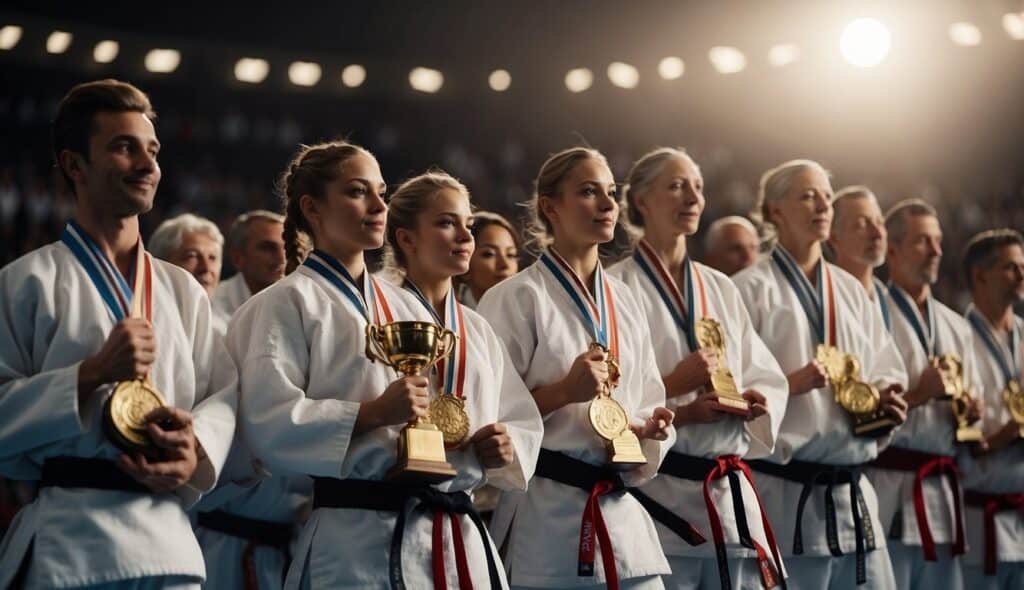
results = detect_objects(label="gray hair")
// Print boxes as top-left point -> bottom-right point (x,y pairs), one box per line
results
884,198 -> 938,244
832,185 -> 879,229
226,209 -> 285,255
704,215 -> 758,251
622,147 -> 699,228
752,159 -> 831,243
149,213 -> 224,260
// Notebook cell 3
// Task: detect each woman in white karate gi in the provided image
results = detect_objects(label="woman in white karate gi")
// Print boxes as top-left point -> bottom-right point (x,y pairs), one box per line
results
0,79 -> 237,589
731,159 -> 909,590
228,142 -> 540,589
455,210 -> 521,309
478,147 -> 679,590
607,147 -> 789,590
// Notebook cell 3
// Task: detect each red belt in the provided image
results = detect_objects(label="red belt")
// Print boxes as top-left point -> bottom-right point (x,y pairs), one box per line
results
872,447 -> 965,561
965,490 -> 1024,575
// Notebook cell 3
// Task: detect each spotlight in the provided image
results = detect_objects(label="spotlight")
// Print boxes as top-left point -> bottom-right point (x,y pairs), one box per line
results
93,40 -> 119,64
1004,13 -> 1024,40
657,56 -> 685,80
145,49 -> 180,73
234,58 -> 269,83
607,62 -> 639,89
949,22 -> 982,46
0,25 -> 23,50
46,31 -> 72,54
288,61 -> 321,86
709,46 -> 746,74
768,43 -> 799,67
564,68 -> 593,93
341,64 -> 366,88
488,69 -> 511,92
409,67 -> 444,93
839,18 -> 890,68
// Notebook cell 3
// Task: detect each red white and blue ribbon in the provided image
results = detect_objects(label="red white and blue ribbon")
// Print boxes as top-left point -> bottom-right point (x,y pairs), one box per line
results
61,220 -> 151,323
403,280 -> 468,398
303,249 -> 393,324
632,240 -> 708,352
772,246 -> 837,347
539,247 -> 619,356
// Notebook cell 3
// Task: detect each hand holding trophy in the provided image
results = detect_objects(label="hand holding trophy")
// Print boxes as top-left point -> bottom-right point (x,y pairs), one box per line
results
816,344 -> 897,437
586,342 -> 647,469
695,317 -> 749,416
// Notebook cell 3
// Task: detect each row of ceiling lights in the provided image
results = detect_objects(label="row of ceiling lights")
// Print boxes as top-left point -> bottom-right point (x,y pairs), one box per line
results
2,14 -> 1023,94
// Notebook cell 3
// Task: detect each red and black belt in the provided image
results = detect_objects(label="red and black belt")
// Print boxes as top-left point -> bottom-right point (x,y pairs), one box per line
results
312,477 -> 500,590
196,510 -> 294,590
748,459 -> 876,586
871,447 -> 965,561
660,452 -> 785,589
964,489 -> 1024,576
534,449 -> 705,590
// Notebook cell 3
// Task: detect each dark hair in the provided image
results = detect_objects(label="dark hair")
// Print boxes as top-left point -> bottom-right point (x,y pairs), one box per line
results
884,198 -> 938,245
277,141 -> 374,273
471,210 -> 520,248
962,229 -> 1024,290
52,79 -> 155,191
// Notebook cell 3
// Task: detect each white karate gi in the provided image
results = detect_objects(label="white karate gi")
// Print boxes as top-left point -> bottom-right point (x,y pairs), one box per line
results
213,274 -> 251,321
228,261 -> 542,589
733,249 -> 908,590
865,286 -> 977,590
0,234 -> 238,589
958,307 -> 1024,590
609,254 -> 789,590
478,258 -> 676,589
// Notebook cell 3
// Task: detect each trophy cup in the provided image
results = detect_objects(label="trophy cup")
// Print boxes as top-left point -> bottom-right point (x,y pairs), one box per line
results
587,343 -> 647,469
816,345 -> 897,438
103,378 -> 167,458
695,318 -> 749,416
366,321 -> 458,483
1003,380 -> 1024,438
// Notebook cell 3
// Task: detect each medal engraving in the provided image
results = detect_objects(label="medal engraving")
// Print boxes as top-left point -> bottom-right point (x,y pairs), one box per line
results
430,395 -> 470,447
104,379 -> 166,454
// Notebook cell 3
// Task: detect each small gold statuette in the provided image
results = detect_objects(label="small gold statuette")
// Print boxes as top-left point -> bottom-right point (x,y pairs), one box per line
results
695,318 -> 749,416
430,395 -> 470,448
931,354 -> 983,443
103,378 -> 167,457
931,354 -> 963,400
366,321 -> 459,483
1003,380 -> 1024,438
816,344 -> 896,438
587,343 -> 647,469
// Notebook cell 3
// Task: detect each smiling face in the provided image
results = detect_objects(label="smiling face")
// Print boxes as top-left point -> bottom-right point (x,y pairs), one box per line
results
540,157 -> 619,248
398,187 -> 475,281
768,167 -> 834,246
64,111 -> 161,218
301,152 -> 388,256
167,230 -> 222,296
634,154 -> 705,238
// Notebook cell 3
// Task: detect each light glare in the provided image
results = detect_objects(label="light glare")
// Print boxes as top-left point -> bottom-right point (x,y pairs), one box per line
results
145,49 -> 181,73
768,43 -> 800,67
341,64 -> 366,88
234,58 -> 269,83
488,69 -> 511,91
658,57 -> 685,80
93,40 -> 119,63
0,26 -> 23,50
1003,13 -> 1024,40
839,18 -> 891,68
564,68 -> 593,93
288,61 -> 322,86
949,22 -> 982,46
709,46 -> 747,74
409,67 -> 444,93
46,31 -> 72,54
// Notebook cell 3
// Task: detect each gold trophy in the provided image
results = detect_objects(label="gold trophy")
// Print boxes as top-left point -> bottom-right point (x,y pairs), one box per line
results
1002,380 -> 1024,438
816,344 -> 897,438
587,343 -> 647,469
931,354 -> 983,442
366,321 -> 459,483
695,318 -> 749,416
932,354 -> 963,399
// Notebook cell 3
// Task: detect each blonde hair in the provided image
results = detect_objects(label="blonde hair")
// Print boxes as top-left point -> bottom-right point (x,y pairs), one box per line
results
622,147 -> 699,229
383,170 -> 472,275
522,147 -> 609,254
752,159 -> 831,245
277,141 -> 374,273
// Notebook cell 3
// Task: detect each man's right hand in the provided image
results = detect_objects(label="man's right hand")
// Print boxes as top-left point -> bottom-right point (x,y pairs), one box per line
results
355,375 -> 430,434
905,366 -> 947,408
787,360 -> 828,395
78,319 -> 156,400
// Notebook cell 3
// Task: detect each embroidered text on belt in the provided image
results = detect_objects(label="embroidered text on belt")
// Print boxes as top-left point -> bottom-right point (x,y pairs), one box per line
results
660,452 -> 784,589
965,490 -> 1024,576
871,447 -> 965,561
312,478 -> 501,590
749,459 -> 876,585
535,449 -> 705,590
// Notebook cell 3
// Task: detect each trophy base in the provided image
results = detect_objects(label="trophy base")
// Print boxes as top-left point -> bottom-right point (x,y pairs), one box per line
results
710,394 -> 750,416
956,426 -> 984,443
386,423 -> 457,484
853,413 -> 898,438
605,431 -> 647,471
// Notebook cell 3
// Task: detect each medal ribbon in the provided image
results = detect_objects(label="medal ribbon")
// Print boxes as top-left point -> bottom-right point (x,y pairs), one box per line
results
772,246 -> 836,347
633,240 -> 708,351
888,284 -> 939,356
403,281 -> 468,398
966,305 -> 1021,385
62,220 -> 152,323
540,248 -> 619,358
303,249 -> 393,325
874,278 -> 892,332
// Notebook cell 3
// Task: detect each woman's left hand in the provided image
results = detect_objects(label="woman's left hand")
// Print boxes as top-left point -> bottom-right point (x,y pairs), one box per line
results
631,407 -> 675,441
468,422 -> 515,469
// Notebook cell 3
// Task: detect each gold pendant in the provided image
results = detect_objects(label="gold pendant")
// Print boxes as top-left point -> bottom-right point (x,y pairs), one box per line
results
589,395 -> 630,440
430,395 -> 470,447
103,378 -> 166,454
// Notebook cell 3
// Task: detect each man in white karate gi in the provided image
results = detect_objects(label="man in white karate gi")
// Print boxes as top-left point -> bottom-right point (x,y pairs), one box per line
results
828,186 -> 892,332
213,210 -> 286,320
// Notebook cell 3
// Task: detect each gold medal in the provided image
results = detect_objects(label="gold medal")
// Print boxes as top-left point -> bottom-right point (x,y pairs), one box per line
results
103,378 -> 166,453
430,395 -> 470,447
589,395 -> 629,440
1002,380 -> 1024,437
815,344 -> 846,385
835,379 -> 880,415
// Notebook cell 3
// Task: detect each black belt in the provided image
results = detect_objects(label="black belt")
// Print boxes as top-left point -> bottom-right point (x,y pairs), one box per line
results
40,456 -> 149,493
749,459 -> 876,585
197,510 -> 293,589
312,477 -> 501,590
535,449 -> 706,546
